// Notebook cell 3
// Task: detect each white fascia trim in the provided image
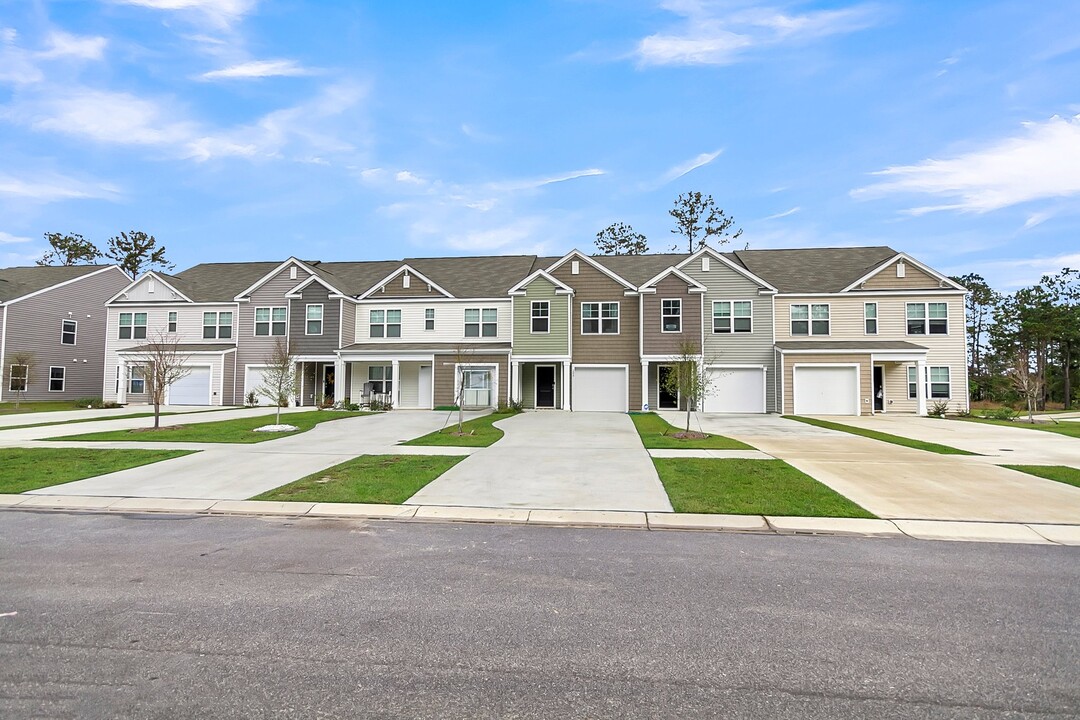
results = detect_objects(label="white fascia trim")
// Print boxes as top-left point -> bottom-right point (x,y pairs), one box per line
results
353,296 -> 509,304
675,246 -> 778,292
506,268 -> 575,295
639,266 -> 708,293
233,258 -> 316,300
545,250 -> 637,290
284,273 -> 343,298
356,264 -> 454,300
705,363 -> 767,369
778,347 -> 927,355
841,253 -> 967,292
110,301 -> 239,307
510,355 -> 572,362
118,347 -> 237,356
777,289 -> 965,298
107,270 -> 195,305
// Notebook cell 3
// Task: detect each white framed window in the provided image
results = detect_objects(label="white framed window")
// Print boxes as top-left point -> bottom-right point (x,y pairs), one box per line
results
119,312 -> 147,340
8,364 -> 27,392
129,365 -> 145,394
369,309 -> 401,338
168,312 -> 177,333
305,304 -> 323,335
255,307 -> 287,336
61,319 -> 77,345
465,308 -> 498,337
907,302 -> 948,335
531,301 -> 549,333
864,303 -> 878,335
908,367 -> 918,399
713,301 -> 752,334
791,304 -> 829,335
661,299 -> 681,333
368,365 -> 393,394
929,366 -> 951,398
203,311 -> 233,339
49,366 -> 65,392
581,302 -> 619,334
424,308 -> 435,331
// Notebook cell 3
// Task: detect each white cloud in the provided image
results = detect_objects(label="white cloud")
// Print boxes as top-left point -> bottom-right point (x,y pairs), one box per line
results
0,172 -> 121,203
201,59 -> 315,80
395,170 -> 426,185
487,168 -> 605,192
761,206 -> 801,220
943,252 -> 1080,290
657,149 -> 722,185
39,31 -> 108,60
636,1 -> 878,66
112,0 -> 258,29
0,231 -> 33,244
853,115 -> 1080,214
0,28 -> 43,84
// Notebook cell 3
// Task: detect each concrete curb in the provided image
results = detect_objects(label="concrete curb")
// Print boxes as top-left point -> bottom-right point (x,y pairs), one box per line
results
2,495 -> 1079,545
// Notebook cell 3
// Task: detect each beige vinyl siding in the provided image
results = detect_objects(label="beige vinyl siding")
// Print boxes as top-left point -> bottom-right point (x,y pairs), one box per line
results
783,353 -> 872,415
642,275 -> 702,355
512,277 -> 569,355
775,294 -> 965,342
860,260 -> 942,290
354,300 -> 512,345
680,255 -> 776,412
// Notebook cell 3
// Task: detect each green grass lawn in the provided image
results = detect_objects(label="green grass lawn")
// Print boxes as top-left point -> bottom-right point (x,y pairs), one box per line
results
654,457 -> 875,517
0,401 -> 95,415
253,454 -> 465,503
402,411 -> 519,447
48,410 -> 372,444
957,416 -> 1080,439
630,412 -> 753,450
0,447 -> 195,493
1003,465 -> 1080,489
786,416 -> 977,455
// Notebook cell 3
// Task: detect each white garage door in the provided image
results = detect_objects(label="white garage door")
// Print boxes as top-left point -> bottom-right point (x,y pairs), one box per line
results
168,366 -> 211,406
703,367 -> 766,413
245,366 -> 271,401
793,366 -> 858,415
572,366 -> 627,412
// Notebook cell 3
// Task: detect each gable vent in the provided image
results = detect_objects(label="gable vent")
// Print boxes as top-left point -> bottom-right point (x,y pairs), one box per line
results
148,278 -> 155,293
702,257 -> 710,272
571,260 -> 580,275
896,261 -> 906,278
290,266 -> 297,280
403,274 -> 411,289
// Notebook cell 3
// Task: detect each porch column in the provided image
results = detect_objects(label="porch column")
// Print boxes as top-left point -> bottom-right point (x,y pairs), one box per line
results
562,360 -> 572,411
334,357 -> 346,403
915,359 -> 927,416
391,359 -> 400,409
117,359 -> 127,404
641,360 -> 650,412
298,362 -> 306,406
511,361 -> 521,403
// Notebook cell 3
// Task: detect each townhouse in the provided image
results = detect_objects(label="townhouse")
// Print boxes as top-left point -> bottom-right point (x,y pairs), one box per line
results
0,264 -> 130,403
96,245 -> 968,416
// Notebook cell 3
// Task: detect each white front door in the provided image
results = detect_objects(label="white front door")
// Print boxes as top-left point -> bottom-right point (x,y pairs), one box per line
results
793,366 -> 859,415
418,365 -> 432,409
168,366 -> 212,405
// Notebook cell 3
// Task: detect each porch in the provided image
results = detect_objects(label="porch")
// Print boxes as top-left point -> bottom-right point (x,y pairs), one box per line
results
511,360 -> 568,410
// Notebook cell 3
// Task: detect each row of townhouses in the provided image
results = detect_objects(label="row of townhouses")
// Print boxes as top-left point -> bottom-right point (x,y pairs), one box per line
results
1,246 -> 970,416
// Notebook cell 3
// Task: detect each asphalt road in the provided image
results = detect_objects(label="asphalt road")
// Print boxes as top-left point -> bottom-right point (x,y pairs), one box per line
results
1,511 -> 1077,719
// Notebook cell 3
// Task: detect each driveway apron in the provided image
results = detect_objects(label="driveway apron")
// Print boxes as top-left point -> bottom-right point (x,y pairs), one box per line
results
22,412 -> 465,501
406,412 -> 672,512
680,413 -> 1080,524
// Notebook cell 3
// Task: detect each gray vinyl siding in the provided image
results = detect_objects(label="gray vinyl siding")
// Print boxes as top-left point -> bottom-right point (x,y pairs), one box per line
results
289,284 -> 340,356
2,267 -> 129,402
681,256 -> 778,412
340,300 -> 356,347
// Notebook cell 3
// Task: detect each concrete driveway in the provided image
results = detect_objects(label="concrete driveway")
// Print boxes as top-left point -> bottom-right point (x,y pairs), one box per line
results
23,411 -> 474,501
677,412 -> 1080,524
406,412 -> 672,512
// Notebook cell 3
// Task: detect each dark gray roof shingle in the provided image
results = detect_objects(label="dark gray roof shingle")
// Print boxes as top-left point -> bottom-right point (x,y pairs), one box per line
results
727,246 -> 898,293
0,265 -> 117,303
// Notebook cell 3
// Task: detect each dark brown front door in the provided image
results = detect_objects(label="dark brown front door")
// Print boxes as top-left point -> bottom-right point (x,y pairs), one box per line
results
658,366 -> 678,409
323,363 -> 335,402
536,365 -> 556,408
873,366 -> 884,411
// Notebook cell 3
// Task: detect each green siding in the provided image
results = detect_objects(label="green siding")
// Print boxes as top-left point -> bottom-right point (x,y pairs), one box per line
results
512,278 -> 569,355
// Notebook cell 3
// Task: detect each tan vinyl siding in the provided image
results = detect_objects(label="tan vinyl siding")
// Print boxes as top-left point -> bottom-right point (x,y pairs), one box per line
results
860,261 -> 942,290
550,258 -> 641,409
642,275 -> 702,355
681,256 -> 777,412
512,278 -> 569,355
783,353 -> 872,415
775,294 -> 965,342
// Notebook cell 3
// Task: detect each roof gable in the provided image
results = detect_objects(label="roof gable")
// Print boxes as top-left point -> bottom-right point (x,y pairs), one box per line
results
676,247 -> 777,292
107,270 -> 195,304
0,265 -> 127,304
639,266 -> 707,293
357,264 -> 454,300
841,252 -> 966,292
233,258 -> 321,300
729,246 -> 897,294
508,269 -> 574,296
546,250 -> 637,290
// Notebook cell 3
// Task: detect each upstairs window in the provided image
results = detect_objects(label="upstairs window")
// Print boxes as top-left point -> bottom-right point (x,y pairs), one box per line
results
119,312 -> 147,340
465,308 -> 498,337
425,308 -> 435,331
662,299 -> 681,333
864,303 -> 878,335
531,301 -> 549,333
907,302 -> 948,335
168,312 -> 177,333
714,301 -> 752,333
581,302 -> 619,334
203,311 -> 233,339
791,304 -> 829,335
306,304 -> 323,335
369,309 -> 401,338
255,307 -> 287,336
61,319 -> 77,345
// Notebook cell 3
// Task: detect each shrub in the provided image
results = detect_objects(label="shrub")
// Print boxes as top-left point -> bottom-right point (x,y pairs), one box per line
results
927,401 -> 950,418
498,399 -> 524,414
73,397 -> 105,409
983,406 -> 1018,421
245,391 -> 259,407
369,397 -> 393,412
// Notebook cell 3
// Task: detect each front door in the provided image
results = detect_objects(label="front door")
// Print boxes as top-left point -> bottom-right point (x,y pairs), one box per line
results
873,366 -> 884,412
658,365 -> 679,409
536,365 -> 556,408
418,365 -> 432,409
323,363 -> 335,403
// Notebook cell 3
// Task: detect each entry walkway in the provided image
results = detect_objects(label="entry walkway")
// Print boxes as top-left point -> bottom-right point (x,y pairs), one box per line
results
407,412 -> 673,512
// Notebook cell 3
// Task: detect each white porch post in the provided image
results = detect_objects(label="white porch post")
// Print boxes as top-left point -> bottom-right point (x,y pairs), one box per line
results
641,360 -> 650,412
511,361 -> 521,403
562,360 -> 572,411
298,362 -> 306,406
391,359 -> 400,409
334,357 -> 346,403
916,359 -> 927,416
117,359 -> 127,404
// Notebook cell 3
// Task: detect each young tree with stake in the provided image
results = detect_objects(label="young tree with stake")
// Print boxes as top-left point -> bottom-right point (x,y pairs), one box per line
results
256,338 -> 298,427
128,332 -> 191,429
661,341 -> 716,435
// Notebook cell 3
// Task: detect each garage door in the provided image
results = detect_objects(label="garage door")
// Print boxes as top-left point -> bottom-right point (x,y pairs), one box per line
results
793,366 -> 858,415
168,366 -> 211,405
245,366 -> 271,401
703,367 -> 766,413
572,366 -> 627,412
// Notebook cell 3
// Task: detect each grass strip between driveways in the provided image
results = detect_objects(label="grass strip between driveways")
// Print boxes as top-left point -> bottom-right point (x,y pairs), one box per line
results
957,416 -> 1080,439
0,447 -> 195,494
630,412 -> 752,450
1003,465 -> 1080,490
653,457 -> 876,518
46,410 -> 372,444
402,411 -> 519,447
0,401 -> 89,416
253,454 -> 465,504
785,415 -> 977,455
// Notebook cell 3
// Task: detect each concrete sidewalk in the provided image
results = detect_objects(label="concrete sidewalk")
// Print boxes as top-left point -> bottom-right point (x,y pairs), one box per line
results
0,404 -> 230,429
2,494 -> 1077,546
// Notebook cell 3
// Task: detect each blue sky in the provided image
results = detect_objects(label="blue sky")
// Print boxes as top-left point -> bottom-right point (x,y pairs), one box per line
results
1,0 -> 1078,290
